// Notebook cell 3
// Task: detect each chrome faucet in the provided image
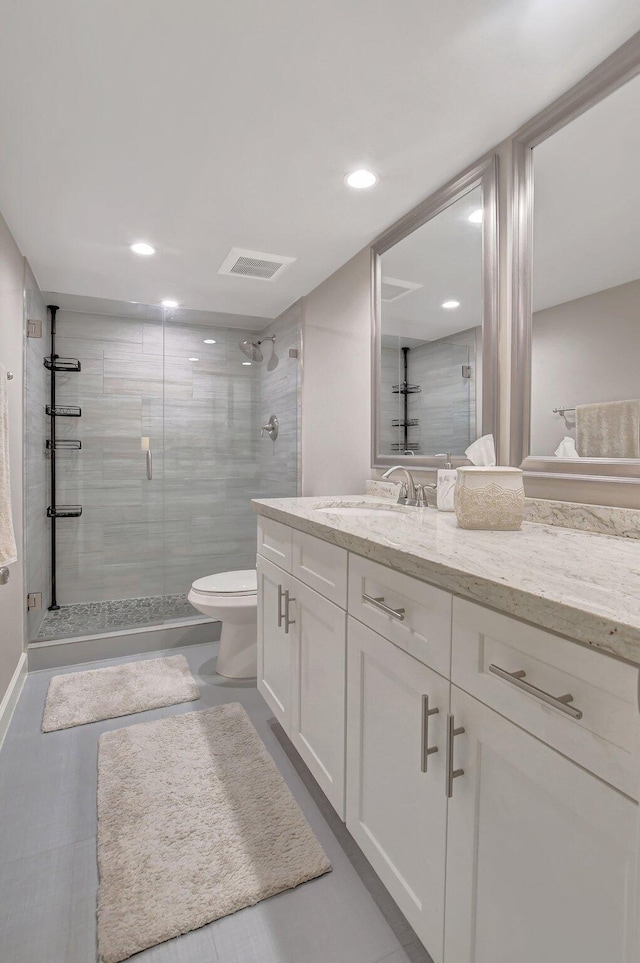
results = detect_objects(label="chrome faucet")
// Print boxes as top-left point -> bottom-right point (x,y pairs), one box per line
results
382,466 -> 418,506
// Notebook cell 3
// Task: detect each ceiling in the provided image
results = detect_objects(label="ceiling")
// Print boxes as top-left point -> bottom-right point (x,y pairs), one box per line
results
1,2 -> 639,319
381,186 -> 482,342
534,71 -> 640,312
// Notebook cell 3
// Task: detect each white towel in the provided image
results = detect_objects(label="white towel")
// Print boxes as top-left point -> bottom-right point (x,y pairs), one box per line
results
465,433 -> 496,466
576,400 -> 640,459
0,365 -> 17,565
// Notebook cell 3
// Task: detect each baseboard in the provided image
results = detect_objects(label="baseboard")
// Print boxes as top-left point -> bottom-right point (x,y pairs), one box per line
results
0,652 -> 28,751
28,618 -> 221,671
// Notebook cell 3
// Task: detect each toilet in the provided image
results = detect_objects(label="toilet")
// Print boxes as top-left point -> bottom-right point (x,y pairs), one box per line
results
188,569 -> 257,679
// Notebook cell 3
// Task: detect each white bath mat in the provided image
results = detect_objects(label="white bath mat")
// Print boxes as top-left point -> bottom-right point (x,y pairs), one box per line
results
41,655 -> 200,732
96,702 -> 331,963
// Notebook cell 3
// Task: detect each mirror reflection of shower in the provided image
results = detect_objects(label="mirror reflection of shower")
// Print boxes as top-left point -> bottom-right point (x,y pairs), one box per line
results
239,335 -> 276,363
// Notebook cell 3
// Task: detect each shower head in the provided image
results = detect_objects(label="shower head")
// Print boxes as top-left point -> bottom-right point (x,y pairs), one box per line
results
239,335 -> 275,363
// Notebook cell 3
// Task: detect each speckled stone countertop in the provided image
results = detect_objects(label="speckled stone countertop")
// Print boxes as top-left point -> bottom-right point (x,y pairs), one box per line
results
252,495 -> 640,666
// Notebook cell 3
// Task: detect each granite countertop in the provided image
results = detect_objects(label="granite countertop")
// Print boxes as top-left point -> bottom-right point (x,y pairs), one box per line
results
252,495 -> 640,666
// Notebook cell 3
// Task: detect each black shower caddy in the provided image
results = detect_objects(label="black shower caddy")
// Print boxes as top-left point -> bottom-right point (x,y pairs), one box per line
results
391,345 -> 422,453
45,304 -> 82,610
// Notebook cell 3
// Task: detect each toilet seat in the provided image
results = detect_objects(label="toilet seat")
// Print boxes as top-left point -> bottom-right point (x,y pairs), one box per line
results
191,570 -> 257,597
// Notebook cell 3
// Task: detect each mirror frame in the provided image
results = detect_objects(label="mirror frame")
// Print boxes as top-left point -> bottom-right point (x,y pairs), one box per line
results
510,32 -> 640,506
371,153 -> 500,470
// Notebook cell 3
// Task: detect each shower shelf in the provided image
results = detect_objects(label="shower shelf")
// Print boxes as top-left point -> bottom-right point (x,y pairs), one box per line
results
44,356 -> 82,372
47,505 -> 83,518
392,382 -> 422,394
46,439 -> 82,451
46,404 -> 82,417
392,418 -> 420,427
391,443 -> 421,452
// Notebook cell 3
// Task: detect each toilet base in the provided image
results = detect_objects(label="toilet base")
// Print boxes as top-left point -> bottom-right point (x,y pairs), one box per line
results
216,619 -> 257,679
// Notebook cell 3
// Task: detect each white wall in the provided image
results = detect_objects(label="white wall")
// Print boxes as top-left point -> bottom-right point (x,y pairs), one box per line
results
301,249 -> 371,495
531,278 -> 640,455
0,213 -> 26,705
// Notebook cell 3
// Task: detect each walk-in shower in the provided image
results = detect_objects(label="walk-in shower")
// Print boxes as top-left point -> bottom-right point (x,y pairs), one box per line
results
25,297 -> 301,646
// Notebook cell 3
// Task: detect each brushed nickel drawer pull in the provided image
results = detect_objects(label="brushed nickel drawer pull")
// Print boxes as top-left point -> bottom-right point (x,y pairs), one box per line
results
446,714 -> 465,798
362,593 -> 406,622
421,694 -> 439,773
277,584 -> 285,628
284,589 -> 296,634
488,664 -> 583,720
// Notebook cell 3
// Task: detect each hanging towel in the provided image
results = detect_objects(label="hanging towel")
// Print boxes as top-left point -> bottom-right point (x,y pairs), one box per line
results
576,400 -> 640,458
0,364 -> 17,565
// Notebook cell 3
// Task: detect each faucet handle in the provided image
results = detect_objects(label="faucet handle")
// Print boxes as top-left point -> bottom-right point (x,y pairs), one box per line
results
415,484 -> 426,508
397,482 -> 408,504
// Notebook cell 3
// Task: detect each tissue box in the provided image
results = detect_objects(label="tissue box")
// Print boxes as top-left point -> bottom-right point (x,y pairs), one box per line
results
454,467 -> 525,531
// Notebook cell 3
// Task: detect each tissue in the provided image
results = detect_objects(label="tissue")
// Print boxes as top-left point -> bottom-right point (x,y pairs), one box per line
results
465,434 -> 496,467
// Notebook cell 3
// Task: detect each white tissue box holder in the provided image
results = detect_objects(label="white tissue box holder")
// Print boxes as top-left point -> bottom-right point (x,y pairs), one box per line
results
454,467 -> 525,531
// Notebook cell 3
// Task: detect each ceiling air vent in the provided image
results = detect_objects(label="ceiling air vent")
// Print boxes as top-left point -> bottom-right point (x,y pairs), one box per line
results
218,247 -> 296,282
381,277 -> 423,303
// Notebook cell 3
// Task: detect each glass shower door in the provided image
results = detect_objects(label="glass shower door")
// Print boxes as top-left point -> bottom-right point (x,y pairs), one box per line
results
33,302 -> 168,640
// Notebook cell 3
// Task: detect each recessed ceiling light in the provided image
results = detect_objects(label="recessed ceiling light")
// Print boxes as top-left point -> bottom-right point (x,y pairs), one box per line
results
203,339 -> 216,344
161,298 -> 178,308
468,209 -> 483,224
242,361 -> 252,366
130,242 -> 156,256
441,300 -> 460,309
189,357 -> 199,362
345,169 -> 378,190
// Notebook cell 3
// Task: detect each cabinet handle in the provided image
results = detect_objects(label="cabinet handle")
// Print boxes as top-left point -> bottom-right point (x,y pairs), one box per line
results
284,589 -> 296,634
446,714 -> 465,798
362,593 -> 406,622
277,584 -> 285,628
488,664 -> 583,720
421,695 -> 439,773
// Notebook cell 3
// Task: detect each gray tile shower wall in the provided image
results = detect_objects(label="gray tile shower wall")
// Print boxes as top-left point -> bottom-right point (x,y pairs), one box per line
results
258,300 -> 302,498
51,311 -> 265,605
24,263 -> 50,638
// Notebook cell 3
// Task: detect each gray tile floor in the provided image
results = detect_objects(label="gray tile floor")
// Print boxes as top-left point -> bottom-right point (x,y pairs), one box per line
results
0,643 -> 433,963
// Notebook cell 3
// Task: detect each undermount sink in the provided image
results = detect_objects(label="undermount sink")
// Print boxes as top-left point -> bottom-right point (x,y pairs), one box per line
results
313,504 -> 407,519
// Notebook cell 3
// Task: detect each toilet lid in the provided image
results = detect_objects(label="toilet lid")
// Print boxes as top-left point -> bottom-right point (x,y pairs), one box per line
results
191,569 -> 257,596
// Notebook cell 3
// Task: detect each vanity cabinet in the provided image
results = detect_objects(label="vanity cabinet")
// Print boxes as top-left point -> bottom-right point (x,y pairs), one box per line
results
346,617 -> 449,961
444,684 -> 639,963
257,546 -> 347,817
256,514 -> 640,963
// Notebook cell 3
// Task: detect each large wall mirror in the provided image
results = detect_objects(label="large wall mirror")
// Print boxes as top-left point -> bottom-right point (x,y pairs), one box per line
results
511,36 -> 640,504
372,156 -> 499,469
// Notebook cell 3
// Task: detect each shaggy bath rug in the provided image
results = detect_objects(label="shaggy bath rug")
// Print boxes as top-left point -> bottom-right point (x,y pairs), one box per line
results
96,702 -> 331,963
41,655 -> 199,732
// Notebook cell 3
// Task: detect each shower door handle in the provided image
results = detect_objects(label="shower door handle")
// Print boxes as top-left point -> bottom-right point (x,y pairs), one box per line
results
146,449 -> 152,480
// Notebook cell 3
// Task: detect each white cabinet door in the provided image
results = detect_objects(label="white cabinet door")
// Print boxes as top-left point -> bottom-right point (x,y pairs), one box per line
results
444,685 -> 639,963
257,556 -> 292,734
346,617 -> 449,962
289,576 -> 347,817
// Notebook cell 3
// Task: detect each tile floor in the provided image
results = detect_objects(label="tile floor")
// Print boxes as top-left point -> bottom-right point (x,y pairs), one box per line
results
0,643 -> 433,963
35,594 -> 201,642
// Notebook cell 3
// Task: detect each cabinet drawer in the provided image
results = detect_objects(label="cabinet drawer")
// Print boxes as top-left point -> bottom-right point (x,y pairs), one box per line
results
257,516 -> 292,571
292,529 -> 347,608
452,598 -> 640,798
348,555 -> 452,678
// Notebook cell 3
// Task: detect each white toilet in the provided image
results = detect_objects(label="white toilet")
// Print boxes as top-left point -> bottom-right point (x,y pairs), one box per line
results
188,569 -> 257,679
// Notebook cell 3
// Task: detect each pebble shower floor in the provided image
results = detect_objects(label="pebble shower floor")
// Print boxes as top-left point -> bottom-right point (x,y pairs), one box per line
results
34,594 -> 200,642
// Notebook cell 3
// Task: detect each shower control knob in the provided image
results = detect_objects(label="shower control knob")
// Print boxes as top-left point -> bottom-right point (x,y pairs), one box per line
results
260,415 -> 279,441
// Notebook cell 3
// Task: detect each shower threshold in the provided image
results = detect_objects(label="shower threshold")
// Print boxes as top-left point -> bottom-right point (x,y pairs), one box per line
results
34,593 -> 202,642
